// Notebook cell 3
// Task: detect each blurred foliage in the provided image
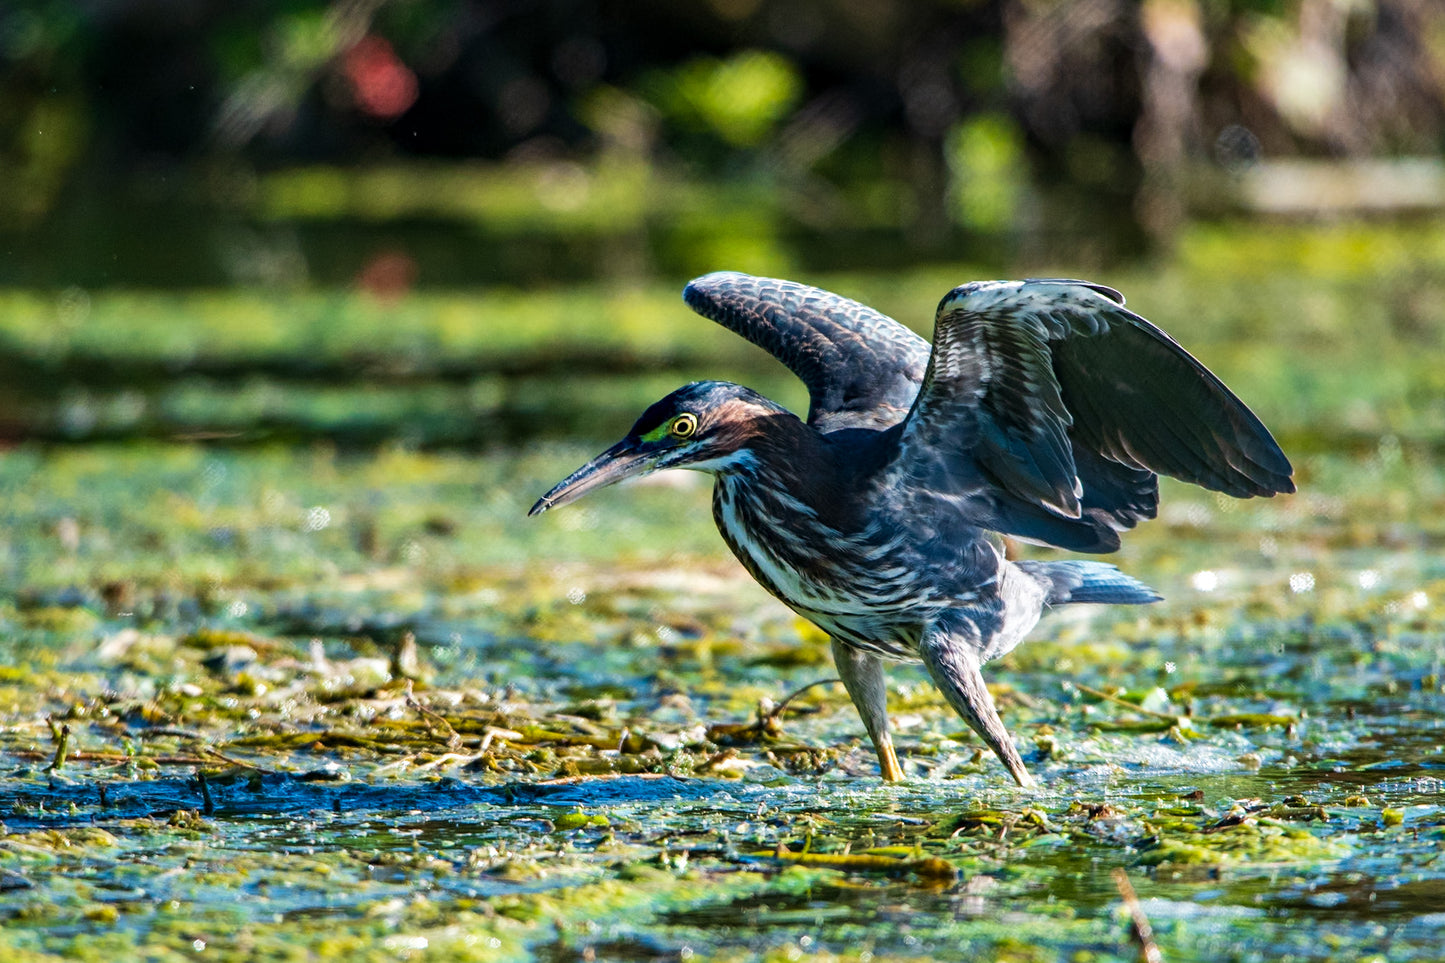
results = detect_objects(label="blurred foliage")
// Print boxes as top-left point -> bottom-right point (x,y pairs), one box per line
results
1,220 -> 1443,453
945,112 -> 1026,231
643,49 -> 803,150
2,0 -> 1444,285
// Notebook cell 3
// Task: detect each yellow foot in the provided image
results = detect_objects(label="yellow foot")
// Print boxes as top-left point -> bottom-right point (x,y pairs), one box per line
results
876,735 -> 905,782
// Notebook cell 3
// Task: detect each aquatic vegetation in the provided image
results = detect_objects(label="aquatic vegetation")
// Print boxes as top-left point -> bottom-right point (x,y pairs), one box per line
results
2,225 -> 1444,960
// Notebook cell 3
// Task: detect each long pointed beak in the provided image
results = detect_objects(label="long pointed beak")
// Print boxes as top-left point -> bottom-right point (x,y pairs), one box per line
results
528,440 -> 658,516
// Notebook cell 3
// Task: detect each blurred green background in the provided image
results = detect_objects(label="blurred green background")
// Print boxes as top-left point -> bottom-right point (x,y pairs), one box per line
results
2,0 -> 1443,448
6,0 -> 1445,288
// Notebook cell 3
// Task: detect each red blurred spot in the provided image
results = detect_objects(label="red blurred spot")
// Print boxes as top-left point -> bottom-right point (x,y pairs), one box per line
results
356,250 -> 418,303
344,36 -> 419,120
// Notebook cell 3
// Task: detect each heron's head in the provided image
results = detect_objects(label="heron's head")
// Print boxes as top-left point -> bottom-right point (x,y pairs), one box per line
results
529,381 -> 781,515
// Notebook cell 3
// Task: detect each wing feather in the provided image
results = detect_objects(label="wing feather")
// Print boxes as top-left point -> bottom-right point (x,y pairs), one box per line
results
683,272 -> 929,431
1051,317 -> 1293,494
891,279 -> 1293,550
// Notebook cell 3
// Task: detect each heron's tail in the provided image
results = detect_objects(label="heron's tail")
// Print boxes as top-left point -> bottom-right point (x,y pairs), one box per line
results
1016,560 -> 1162,606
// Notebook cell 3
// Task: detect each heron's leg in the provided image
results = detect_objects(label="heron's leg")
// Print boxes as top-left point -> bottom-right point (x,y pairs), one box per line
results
918,627 -> 1035,788
831,638 -> 904,782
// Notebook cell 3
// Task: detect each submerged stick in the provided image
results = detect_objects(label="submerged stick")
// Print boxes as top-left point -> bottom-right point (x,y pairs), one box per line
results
198,770 -> 215,816
1113,867 -> 1163,963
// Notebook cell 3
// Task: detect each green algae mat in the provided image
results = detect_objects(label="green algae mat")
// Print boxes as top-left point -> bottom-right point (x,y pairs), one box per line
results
2,226 -> 1444,961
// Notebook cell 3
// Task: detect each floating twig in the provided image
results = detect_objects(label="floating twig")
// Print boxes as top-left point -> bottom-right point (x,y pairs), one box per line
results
537,772 -> 677,786
710,678 -> 843,746
478,726 -> 523,753
409,751 -> 489,772
404,680 -> 464,750
766,678 -> 843,724
199,745 -> 273,773
1072,683 -> 1182,722
13,749 -> 209,766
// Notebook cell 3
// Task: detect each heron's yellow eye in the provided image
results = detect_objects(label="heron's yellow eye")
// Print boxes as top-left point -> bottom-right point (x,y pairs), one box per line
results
670,413 -> 698,439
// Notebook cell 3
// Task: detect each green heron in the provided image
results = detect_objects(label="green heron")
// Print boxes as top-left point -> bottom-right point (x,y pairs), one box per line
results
531,273 -> 1293,786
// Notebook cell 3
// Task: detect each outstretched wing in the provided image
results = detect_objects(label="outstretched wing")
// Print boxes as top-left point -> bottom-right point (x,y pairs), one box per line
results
891,279 -> 1294,550
684,272 -> 929,431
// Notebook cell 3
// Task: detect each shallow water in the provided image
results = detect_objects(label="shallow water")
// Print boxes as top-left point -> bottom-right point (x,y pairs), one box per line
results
3,235 -> 1445,960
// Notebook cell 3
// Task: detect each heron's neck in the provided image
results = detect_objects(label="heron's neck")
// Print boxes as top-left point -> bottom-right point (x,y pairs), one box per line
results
716,409 -> 816,477
714,411 -> 875,531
